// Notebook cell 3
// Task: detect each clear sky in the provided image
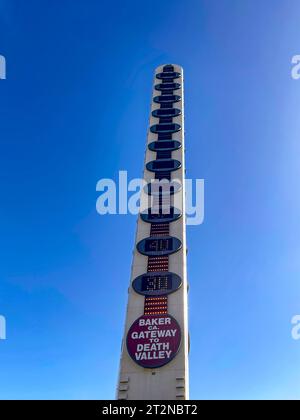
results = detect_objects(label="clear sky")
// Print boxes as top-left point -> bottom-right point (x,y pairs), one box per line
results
0,0 -> 300,400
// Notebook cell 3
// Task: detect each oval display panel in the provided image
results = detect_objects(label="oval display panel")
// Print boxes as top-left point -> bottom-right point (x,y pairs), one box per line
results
132,271 -> 182,297
152,108 -> 181,118
153,95 -> 181,104
150,123 -> 181,134
155,82 -> 181,91
140,206 -> 182,224
146,159 -> 181,172
156,71 -> 181,80
148,140 -> 181,152
136,236 -> 182,256
144,180 -> 182,196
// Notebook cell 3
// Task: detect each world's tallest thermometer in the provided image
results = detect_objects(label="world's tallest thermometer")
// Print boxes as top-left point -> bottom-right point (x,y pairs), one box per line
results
117,64 -> 189,400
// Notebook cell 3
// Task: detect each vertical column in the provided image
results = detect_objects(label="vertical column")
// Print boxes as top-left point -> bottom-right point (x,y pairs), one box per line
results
117,64 -> 188,400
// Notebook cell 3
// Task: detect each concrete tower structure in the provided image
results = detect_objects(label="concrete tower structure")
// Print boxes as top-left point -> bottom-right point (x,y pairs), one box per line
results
117,64 -> 188,400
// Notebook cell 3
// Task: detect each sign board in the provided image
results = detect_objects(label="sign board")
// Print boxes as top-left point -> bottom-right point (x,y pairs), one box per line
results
127,314 -> 181,368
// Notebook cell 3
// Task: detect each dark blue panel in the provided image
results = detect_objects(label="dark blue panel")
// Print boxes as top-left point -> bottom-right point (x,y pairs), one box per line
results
156,71 -> 181,80
132,272 -> 182,296
152,108 -> 181,118
153,95 -> 181,104
150,123 -> 181,134
148,140 -> 181,152
146,159 -> 181,172
137,236 -> 182,256
155,83 -> 181,91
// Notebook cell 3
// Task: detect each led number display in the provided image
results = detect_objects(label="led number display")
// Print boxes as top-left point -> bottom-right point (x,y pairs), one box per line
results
132,272 -> 182,296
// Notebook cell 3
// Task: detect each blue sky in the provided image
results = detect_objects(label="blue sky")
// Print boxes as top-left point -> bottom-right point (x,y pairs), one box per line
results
0,0 -> 300,400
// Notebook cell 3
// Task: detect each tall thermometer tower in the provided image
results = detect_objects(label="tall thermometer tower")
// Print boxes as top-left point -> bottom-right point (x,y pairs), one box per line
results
117,64 -> 189,400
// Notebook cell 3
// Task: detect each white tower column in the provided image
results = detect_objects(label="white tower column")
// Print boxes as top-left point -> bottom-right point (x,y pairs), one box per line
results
117,64 -> 189,400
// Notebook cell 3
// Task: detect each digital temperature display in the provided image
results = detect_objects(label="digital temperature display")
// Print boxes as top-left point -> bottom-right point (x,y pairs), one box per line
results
132,271 -> 182,296
145,238 -> 173,253
137,236 -> 182,257
141,275 -> 172,292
